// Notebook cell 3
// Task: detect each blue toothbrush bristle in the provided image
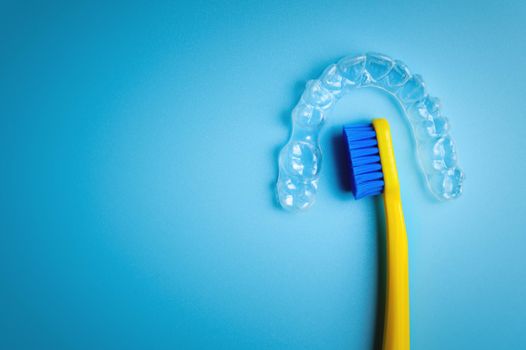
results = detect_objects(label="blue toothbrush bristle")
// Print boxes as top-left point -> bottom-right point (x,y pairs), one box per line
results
343,123 -> 385,199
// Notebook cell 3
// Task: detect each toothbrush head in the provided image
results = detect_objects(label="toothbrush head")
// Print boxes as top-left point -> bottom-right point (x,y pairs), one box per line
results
343,123 -> 385,199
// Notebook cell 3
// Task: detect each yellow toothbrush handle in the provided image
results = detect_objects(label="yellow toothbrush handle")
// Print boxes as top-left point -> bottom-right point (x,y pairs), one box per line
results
383,191 -> 410,350
372,119 -> 410,350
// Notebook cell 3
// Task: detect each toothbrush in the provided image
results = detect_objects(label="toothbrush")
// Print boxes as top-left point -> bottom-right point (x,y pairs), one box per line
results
343,119 -> 410,350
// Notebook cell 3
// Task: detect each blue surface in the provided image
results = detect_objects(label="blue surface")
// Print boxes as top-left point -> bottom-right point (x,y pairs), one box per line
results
1,1 -> 526,349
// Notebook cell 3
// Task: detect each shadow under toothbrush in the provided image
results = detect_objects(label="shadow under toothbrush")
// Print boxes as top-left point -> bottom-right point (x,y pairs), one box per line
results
330,131 -> 353,192
330,130 -> 387,350
372,196 -> 387,350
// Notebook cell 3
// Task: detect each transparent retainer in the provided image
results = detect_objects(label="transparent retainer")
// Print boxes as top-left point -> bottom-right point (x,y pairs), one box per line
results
277,52 -> 465,211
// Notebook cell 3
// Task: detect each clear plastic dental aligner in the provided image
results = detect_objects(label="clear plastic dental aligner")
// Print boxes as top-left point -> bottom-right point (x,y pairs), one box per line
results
276,52 -> 465,211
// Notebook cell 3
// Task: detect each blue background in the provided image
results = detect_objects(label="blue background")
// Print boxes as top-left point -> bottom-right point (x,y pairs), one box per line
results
1,1 -> 525,349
